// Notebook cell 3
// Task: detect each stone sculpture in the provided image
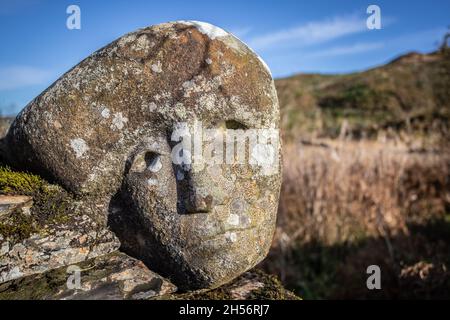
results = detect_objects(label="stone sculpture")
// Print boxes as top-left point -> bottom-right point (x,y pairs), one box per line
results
2,21 -> 281,290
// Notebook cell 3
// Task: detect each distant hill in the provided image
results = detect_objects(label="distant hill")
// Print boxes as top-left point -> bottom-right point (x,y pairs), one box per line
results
276,49 -> 450,144
0,117 -> 13,138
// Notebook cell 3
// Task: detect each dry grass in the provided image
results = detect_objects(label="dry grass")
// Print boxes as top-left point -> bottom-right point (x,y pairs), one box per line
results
261,139 -> 450,299
276,140 -> 449,245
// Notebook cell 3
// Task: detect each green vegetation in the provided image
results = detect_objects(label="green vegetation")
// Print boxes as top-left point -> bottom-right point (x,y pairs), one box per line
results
0,166 -> 45,195
318,83 -> 378,110
0,165 -> 75,243
0,208 -> 37,243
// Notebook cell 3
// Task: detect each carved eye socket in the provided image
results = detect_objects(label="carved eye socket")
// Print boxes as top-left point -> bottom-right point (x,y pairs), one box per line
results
145,152 -> 162,173
225,120 -> 248,130
130,151 -> 162,173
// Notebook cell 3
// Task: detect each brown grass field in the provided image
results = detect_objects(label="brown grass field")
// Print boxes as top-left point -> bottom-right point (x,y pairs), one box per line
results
259,47 -> 450,299
261,138 -> 450,299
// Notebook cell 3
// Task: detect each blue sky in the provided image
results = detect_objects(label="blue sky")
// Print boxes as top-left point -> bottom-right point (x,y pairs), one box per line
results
0,0 -> 449,115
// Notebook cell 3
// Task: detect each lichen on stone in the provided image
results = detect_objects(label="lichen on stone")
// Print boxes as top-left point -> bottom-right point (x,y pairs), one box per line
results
1,21 -> 281,291
0,251 -> 175,300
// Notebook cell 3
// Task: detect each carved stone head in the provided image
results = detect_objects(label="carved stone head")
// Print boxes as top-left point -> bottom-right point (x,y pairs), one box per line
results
3,21 -> 281,289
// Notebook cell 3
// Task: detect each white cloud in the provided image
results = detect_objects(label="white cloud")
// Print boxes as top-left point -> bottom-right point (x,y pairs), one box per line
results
306,42 -> 385,58
0,66 -> 52,90
228,27 -> 252,39
248,15 -> 367,50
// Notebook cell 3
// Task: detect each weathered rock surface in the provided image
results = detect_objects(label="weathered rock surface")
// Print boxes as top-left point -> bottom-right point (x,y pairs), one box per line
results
160,269 -> 300,300
0,169 -> 119,284
2,21 -> 281,290
0,206 -> 119,284
0,117 -> 12,164
0,195 -> 32,217
0,251 -> 176,300
0,258 -> 298,300
3,21 -> 278,197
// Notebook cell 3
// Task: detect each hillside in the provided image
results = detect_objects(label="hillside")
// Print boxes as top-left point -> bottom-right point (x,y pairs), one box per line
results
276,49 -> 450,145
0,117 -> 13,138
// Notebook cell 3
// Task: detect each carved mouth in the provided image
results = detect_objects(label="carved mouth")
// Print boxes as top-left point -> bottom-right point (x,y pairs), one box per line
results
196,226 -> 256,242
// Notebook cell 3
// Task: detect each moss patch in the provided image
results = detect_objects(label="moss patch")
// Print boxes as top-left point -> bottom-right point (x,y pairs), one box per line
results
245,269 -> 300,300
0,166 -> 45,195
161,269 -> 301,300
0,165 -> 76,243
0,208 -> 37,243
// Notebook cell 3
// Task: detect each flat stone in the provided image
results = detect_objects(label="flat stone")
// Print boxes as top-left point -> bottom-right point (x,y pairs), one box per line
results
0,206 -> 120,284
0,195 -> 33,217
0,251 -> 176,300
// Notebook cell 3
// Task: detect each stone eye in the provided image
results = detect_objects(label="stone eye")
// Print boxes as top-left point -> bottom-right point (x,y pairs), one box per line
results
225,120 -> 248,130
130,151 -> 162,173
145,152 -> 162,173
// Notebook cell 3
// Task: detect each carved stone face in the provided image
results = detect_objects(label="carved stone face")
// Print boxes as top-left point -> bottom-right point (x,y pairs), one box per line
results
4,21 -> 281,289
113,106 -> 281,289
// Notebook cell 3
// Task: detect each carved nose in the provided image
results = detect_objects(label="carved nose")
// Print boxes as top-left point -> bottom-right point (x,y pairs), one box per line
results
186,187 -> 214,213
183,170 -> 214,214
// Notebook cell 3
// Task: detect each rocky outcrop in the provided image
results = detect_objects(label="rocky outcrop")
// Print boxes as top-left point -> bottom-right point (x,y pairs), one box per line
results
0,251 -> 176,300
0,167 -> 120,284
0,253 -> 298,300
0,195 -> 120,284
163,269 -> 300,300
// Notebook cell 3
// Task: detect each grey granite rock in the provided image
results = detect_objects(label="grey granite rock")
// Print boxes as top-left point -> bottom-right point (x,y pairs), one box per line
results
0,195 -> 32,218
